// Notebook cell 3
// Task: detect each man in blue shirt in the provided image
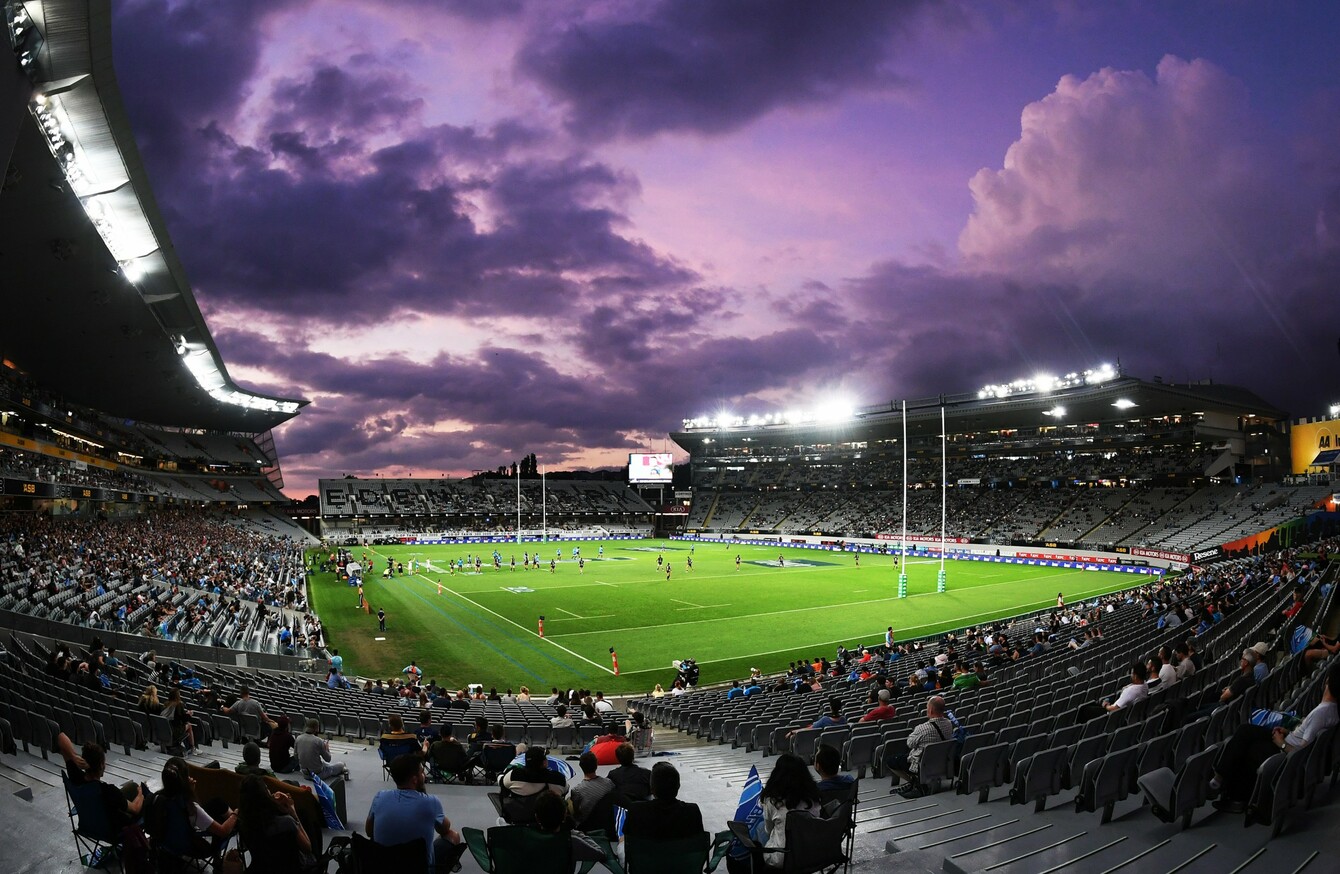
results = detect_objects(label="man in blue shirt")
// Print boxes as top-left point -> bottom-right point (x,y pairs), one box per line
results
366,754 -> 465,872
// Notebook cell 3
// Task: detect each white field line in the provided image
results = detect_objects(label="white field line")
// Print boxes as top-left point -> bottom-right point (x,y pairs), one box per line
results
554,568 -> 1098,639
368,547 -> 615,675
599,578 -> 1136,676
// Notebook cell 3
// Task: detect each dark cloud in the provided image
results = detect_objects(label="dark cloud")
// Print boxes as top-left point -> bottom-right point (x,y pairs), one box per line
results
517,0 -> 933,139
112,0 -> 307,188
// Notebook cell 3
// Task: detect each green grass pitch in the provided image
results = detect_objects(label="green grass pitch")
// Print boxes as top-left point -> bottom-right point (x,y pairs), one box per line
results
306,540 -> 1138,694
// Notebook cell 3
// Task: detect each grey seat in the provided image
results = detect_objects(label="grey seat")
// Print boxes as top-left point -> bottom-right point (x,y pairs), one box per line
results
548,725 -> 578,753
1137,745 -> 1217,829
791,727 -> 824,763
210,713 -> 237,749
844,730 -> 880,779
1135,731 -> 1177,780
1005,733 -> 1049,782
1246,745 -> 1311,837
1010,746 -> 1068,812
320,712 -> 342,738
1107,722 -> 1142,753
1074,745 -> 1140,823
238,712 -> 263,742
1065,734 -> 1108,789
956,741 -> 1010,803
148,713 -> 176,752
915,739 -> 956,794
1172,717 -> 1209,770
1047,723 -> 1082,749
359,715 -> 381,744
1303,726 -> 1337,807
109,713 -> 138,756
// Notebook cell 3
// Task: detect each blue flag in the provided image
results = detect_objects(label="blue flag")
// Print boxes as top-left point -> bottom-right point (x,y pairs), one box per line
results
729,765 -> 764,859
613,804 -> 628,840
310,774 -> 345,830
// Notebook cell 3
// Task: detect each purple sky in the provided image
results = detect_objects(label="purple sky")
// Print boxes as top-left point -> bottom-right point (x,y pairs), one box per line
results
110,1 -> 1340,497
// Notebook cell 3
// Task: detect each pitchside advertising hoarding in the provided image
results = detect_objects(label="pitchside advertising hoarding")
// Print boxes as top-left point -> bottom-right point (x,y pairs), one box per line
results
628,452 -> 673,484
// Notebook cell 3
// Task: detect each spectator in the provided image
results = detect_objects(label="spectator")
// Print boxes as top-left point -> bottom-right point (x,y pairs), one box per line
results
788,696 -> 845,739
235,742 -> 274,778
759,753 -> 821,866
268,716 -> 298,773
860,689 -> 897,722
162,688 -> 198,755
500,745 -> 567,801
366,753 -> 465,873
569,751 -> 616,829
55,730 -> 148,834
1208,665 -> 1339,812
295,718 -> 349,782
813,744 -> 855,792
237,775 -> 319,873
1076,662 -> 1149,722
152,756 -> 236,856
1250,643 -> 1271,683
224,686 -> 275,739
550,705 -> 575,729
885,695 -> 955,794
608,742 -> 652,807
622,762 -> 703,841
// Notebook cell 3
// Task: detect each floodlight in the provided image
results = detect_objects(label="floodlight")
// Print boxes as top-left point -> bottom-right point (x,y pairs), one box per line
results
1044,406 -> 1066,418
120,259 -> 144,283
1330,403 -> 1340,418
1113,399 -> 1136,410
1034,373 -> 1056,393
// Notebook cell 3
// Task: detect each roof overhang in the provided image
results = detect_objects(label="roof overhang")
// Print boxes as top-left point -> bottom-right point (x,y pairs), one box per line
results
0,0 -> 305,431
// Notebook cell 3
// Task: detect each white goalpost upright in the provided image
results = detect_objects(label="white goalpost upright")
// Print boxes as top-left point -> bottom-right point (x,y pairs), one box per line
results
938,403 -> 948,593
541,465 -> 547,543
898,399 -> 909,598
516,465 -> 522,544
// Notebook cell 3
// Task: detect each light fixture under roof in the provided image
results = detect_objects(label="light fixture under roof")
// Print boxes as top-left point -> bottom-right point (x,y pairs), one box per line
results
1113,399 -> 1137,410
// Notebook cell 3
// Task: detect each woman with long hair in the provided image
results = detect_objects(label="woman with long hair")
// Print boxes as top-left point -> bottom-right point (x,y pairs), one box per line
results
138,684 -> 163,714
758,753 -> 820,867
236,775 -> 316,873
161,688 -> 196,754
152,757 -> 236,859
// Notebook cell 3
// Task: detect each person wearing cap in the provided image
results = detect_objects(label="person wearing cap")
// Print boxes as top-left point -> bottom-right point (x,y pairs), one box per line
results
860,689 -> 897,722
1207,664 -> 1340,813
1250,643 -> 1271,684
366,753 -> 465,872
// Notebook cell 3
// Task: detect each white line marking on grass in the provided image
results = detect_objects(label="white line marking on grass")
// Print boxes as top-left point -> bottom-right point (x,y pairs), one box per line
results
374,637 -> 386,641
675,604 -> 730,611
557,569 -> 1100,638
367,546 -> 616,675
555,607 -> 585,619
548,614 -> 614,621
670,598 -> 704,609
599,578 -> 1136,676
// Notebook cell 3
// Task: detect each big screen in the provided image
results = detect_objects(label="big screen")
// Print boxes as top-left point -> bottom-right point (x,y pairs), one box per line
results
628,452 -> 673,484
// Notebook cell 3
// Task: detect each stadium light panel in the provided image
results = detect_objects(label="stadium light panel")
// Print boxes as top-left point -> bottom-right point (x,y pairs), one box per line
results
1034,374 -> 1057,393
1044,406 -> 1066,418
1113,399 -> 1137,410
1330,403 -> 1340,418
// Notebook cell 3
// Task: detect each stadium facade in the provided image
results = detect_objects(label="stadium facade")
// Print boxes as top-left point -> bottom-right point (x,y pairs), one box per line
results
670,369 -> 1339,562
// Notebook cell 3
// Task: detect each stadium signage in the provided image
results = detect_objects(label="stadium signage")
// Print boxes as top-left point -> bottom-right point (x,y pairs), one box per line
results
1130,547 -> 1191,563
1191,546 -> 1223,563
1017,551 -> 1116,564
874,533 -> 969,544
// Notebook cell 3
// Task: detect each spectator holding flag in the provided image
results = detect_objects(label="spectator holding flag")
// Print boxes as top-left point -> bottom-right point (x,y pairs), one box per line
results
757,753 -> 821,867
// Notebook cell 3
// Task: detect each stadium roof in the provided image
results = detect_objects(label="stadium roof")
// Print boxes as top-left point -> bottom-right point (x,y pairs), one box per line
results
0,0 -> 306,432
670,375 -> 1286,454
